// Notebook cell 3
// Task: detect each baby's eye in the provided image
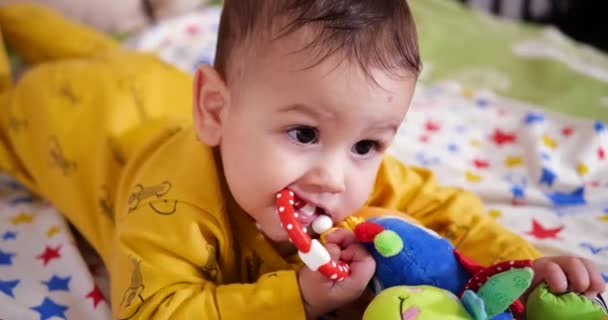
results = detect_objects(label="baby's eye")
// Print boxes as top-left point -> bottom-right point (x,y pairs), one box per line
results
352,140 -> 380,156
287,126 -> 319,144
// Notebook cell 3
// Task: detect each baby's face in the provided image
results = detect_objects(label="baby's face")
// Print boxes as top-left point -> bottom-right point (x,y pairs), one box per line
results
218,34 -> 416,242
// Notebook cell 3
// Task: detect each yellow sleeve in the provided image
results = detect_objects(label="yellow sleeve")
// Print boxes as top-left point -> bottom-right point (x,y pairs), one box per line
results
0,28 -> 11,92
0,3 -> 118,65
367,155 -> 541,266
111,200 -> 306,320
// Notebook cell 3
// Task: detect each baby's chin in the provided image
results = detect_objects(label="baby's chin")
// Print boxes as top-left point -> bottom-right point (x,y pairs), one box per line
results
257,223 -> 290,242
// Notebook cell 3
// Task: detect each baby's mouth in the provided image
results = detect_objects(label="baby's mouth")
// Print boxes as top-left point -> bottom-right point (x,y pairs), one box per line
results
293,198 -> 330,233
293,200 -> 318,227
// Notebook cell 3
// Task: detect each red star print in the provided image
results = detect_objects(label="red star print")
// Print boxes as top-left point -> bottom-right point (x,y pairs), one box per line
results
86,286 -> 105,308
561,126 -> 574,137
186,25 -> 200,35
511,198 -> 525,206
419,135 -> 430,143
425,121 -> 440,132
526,219 -> 564,240
473,158 -> 490,169
37,245 -> 62,266
489,129 -> 517,146
598,147 -> 605,160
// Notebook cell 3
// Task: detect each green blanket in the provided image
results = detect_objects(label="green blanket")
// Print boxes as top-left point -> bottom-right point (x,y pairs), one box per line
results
410,0 -> 608,121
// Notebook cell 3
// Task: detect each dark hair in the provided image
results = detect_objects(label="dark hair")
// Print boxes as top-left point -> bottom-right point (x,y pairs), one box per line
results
214,0 -> 421,82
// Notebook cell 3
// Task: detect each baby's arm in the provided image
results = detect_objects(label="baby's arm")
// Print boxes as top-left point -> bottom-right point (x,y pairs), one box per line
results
111,200 -> 306,320
367,155 -> 541,266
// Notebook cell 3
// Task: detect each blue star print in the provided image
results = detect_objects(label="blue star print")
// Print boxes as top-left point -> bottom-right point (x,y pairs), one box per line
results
448,143 -> 460,153
30,297 -> 68,320
539,167 -> 557,187
602,272 -> 608,283
579,243 -> 608,255
594,121 -> 606,133
540,152 -> 551,161
2,231 -> 16,241
511,185 -> 525,198
454,125 -> 467,134
476,98 -> 489,108
0,279 -> 19,298
42,275 -> 71,292
0,249 -> 15,266
546,187 -> 586,206
524,112 -> 544,124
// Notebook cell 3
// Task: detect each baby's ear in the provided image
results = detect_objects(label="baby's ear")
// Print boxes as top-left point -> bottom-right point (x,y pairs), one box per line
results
193,65 -> 230,146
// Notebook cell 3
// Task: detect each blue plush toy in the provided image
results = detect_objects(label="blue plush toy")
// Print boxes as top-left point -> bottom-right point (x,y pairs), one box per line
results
352,215 -> 533,320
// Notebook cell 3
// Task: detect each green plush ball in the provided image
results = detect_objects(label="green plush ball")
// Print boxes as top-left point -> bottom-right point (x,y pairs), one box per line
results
373,230 -> 403,257
526,283 -> 605,320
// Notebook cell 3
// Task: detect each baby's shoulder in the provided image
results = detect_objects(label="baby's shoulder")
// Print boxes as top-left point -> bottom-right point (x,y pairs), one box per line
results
116,127 -> 227,219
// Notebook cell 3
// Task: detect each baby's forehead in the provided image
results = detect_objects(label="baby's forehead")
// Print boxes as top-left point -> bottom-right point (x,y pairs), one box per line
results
229,31 -> 416,93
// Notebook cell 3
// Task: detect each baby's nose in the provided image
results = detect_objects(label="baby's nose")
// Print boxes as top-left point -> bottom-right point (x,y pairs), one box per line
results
303,161 -> 346,194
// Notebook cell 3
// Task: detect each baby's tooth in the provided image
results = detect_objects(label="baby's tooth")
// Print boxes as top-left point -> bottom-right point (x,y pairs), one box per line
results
300,203 -> 316,216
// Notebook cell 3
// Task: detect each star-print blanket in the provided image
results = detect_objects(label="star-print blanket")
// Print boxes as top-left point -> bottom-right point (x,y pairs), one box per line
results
392,83 -> 608,279
0,177 -> 111,319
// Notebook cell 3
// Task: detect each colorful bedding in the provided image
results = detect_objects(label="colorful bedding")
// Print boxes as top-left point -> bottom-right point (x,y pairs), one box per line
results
1,3 -> 607,319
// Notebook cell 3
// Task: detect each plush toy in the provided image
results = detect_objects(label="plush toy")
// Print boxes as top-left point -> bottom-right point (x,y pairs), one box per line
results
364,285 -> 473,320
274,189 -> 606,320
349,210 -> 607,320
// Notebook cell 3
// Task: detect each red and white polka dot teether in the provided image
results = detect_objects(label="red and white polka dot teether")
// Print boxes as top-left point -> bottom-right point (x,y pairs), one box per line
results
276,189 -> 350,281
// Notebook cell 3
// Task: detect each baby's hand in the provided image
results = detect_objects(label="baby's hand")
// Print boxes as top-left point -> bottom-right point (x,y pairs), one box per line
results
298,228 -> 376,320
529,256 -> 605,297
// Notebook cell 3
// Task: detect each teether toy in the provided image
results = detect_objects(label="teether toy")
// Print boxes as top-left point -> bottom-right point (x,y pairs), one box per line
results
276,189 -> 350,281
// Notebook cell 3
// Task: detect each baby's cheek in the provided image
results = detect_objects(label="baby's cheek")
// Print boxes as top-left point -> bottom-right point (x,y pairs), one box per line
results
354,171 -> 378,200
349,188 -> 372,213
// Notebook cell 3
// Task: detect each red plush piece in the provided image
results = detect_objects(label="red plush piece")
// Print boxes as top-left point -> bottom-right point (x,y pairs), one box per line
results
354,221 -> 385,243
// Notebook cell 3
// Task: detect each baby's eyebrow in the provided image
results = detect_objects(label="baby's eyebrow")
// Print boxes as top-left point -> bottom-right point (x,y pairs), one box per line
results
368,122 -> 399,134
277,103 -> 335,120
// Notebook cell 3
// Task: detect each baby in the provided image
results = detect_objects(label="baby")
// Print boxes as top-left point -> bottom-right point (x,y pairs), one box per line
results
0,1 -> 604,319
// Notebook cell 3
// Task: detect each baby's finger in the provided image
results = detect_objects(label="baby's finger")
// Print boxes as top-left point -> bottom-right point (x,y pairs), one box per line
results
341,243 -> 373,264
324,228 -> 356,248
560,257 -> 590,293
341,244 -> 375,288
543,261 -> 568,293
325,242 -> 341,262
342,244 -> 375,279
581,259 -> 606,296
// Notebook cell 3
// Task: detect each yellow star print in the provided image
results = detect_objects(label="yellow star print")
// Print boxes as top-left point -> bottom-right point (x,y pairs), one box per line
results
599,215 -> 608,222
576,163 -> 589,176
542,134 -> 558,149
462,87 -> 474,99
11,212 -> 34,225
47,226 -> 61,237
465,171 -> 482,183
504,156 -> 523,168
488,209 -> 502,219
470,139 -> 481,148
